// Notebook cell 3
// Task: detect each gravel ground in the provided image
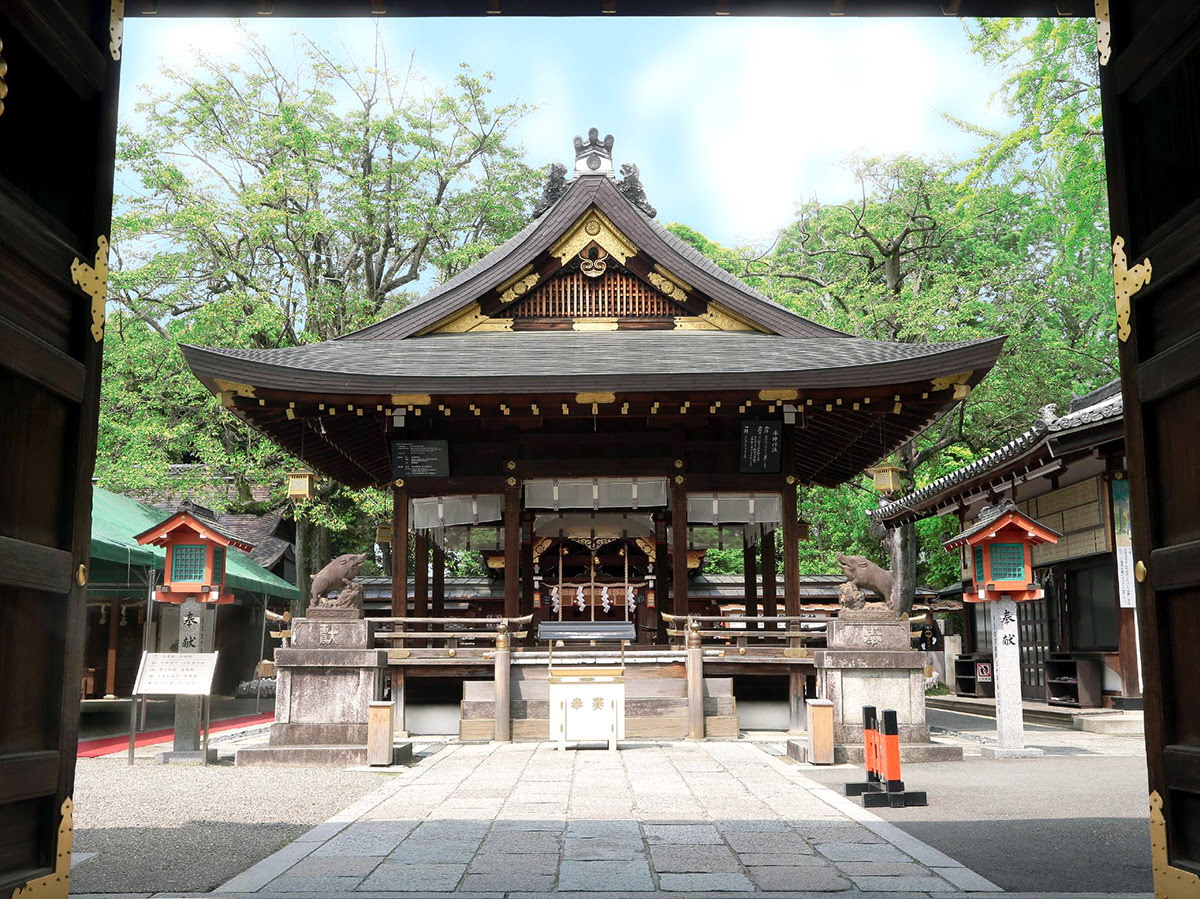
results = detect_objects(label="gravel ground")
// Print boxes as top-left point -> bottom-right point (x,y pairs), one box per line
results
72,757 -> 394,893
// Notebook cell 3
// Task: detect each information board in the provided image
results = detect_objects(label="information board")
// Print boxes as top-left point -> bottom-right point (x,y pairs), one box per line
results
132,652 -> 219,696
390,439 -> 450,478
739,420 -> 782,474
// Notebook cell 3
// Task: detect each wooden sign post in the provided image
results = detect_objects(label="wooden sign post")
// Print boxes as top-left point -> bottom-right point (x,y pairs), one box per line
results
129,651 -> 219,765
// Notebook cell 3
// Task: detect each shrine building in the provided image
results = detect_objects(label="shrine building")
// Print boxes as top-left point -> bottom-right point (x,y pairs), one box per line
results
181,130 -> 1004,736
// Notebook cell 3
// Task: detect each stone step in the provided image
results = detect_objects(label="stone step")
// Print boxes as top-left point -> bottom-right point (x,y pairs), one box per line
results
460,695 -> 736,720
786,738 -> 963,764
459,716 -> 740,742
1074,712 -> 1144,734
464,675 -> 731,702
236,742 -> 413,767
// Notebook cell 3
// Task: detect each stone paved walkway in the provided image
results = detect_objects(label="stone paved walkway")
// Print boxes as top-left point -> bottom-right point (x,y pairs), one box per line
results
216,741 -> 1000,896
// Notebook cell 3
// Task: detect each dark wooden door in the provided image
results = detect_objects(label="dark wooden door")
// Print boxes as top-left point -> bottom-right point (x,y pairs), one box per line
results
1100,1 -> 1200,891
0,0 -> 120,893
1016,598 -> 1052,700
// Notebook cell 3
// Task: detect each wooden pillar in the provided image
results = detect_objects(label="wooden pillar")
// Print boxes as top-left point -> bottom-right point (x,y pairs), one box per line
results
392,668 -> 407,737
742,534 -> 759,621
503,484 -> 521,619
789,667 -> 805,734
781,479 -> 801,616
671,479 -> 689,617
520,514 -> 534,616
761,529 -> 779,618
654,513 -> 669,644
391,484 -> 408,618
104,595 -> 120,699
414,533 -> 429,628
432,543 -> 445,619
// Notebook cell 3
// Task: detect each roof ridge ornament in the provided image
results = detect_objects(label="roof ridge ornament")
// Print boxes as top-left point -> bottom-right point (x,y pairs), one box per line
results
574,127 -> 615,177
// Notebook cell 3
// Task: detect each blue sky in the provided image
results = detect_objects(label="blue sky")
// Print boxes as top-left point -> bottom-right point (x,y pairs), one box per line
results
120,16 -> 1015,248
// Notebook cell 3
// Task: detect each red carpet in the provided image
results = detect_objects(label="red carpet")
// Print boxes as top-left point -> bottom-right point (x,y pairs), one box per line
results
77,712 -> 274,757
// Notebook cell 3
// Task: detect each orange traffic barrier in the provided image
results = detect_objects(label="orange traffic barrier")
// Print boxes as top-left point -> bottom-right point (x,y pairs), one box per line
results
845,706 -> 927,808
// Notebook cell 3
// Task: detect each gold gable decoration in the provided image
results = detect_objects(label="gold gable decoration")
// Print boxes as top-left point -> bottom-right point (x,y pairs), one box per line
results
674,302 -> 758,332
429,301 -> 514,334
551,208 -> 638,266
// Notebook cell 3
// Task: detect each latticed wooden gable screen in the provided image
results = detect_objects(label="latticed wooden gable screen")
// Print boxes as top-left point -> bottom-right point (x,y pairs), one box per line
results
509,269 -> 686,319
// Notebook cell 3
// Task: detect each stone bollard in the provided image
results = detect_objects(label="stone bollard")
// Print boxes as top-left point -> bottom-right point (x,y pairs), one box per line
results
686,617 -> 704,739
494,621 -> 511,742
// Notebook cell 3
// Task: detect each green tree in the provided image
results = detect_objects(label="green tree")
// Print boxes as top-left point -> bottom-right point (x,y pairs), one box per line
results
100,28 -> 540,603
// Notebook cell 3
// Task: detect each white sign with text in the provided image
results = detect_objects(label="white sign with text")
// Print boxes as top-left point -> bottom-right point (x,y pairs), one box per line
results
132,652 -> 219,696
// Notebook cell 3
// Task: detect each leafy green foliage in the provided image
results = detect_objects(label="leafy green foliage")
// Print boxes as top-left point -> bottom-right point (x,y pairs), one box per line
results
99,29 -> 540,573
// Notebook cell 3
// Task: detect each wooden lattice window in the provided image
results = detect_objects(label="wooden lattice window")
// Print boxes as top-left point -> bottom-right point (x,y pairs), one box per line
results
172,544 -> 207,582
510,269 -> 683,319
989,543 -> 1025,581
211,546 -> 225,585
974,546 -> 985,583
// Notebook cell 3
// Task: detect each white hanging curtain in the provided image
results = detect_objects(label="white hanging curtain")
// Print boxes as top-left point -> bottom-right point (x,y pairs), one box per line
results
409,494 -> 503,530
686,492 -> 782,531
524,477 -> 668,511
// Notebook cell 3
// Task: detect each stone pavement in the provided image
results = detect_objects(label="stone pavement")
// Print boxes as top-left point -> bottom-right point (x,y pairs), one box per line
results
207,741 -> 1000,896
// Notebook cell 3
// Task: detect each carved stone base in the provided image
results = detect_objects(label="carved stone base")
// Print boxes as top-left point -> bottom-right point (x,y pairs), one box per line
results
828,615 -> 910,650
815,648 -> 931,745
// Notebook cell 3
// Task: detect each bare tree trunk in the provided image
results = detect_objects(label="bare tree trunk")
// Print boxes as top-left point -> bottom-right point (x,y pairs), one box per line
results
887,520 -> 918,617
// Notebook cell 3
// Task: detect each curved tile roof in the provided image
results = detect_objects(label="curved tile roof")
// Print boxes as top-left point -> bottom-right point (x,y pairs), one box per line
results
183,331 -> 1005,396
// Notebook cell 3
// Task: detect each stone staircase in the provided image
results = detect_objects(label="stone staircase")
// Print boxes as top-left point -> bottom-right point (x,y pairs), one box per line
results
459,655 -> 738,741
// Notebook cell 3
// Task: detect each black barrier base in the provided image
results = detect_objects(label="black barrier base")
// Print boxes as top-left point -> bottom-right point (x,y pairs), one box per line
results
844,782 -> 872,796
863,789 -> 928,808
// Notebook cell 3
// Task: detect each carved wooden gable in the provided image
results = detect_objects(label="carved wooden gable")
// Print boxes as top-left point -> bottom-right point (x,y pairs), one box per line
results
427,207 -> 761,334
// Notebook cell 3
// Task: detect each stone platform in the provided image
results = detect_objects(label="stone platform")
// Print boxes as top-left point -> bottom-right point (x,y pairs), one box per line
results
787,738 -> 962,764
236,742 -> 413,767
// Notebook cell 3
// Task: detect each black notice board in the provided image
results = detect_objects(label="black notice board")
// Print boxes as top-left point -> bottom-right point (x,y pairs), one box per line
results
739,420 -> 782,474
390,440 -> 450,478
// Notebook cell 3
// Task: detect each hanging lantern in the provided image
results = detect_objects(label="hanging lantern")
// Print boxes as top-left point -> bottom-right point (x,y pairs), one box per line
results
796,518 -> 810,542
869,463 -> 903,494
287,469 -> 316,501
533,587 -> 542,610
375,519 -> 393,546
645,587 -> 656,609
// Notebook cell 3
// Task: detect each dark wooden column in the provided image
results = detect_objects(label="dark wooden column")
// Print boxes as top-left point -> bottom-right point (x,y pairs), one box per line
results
104,595 -> 120,698
781,479 -> 801,616
761,529 -> 779,618
414,533 -> 429,627
503,483 -> 521,618
671,478 -> 689,617
742,534 -> 759,620
520,512 -> 534,618
391,483 -> 408,618
653,513 -> 669,644
432,542 -> 445,619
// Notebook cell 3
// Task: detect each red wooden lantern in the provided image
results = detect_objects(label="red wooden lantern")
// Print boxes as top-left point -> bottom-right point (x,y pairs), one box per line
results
943,500 -> 1060,603
135,511 -> 253,605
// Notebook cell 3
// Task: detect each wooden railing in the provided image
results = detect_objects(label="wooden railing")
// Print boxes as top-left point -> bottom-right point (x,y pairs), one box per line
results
367,615 -> 532,650
661,613 -> 828,650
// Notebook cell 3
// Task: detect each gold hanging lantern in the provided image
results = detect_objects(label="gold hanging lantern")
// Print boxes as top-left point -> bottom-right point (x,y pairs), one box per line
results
375,519 -> 393,545
287,469 -> 316,501
869,463 -> 903,494
796,518 -> 810,542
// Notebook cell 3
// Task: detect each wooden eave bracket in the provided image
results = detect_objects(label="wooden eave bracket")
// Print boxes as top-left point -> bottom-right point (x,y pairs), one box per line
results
1150,791 -> 1200,898
1095,0 -> 1111,66
71,236 -> 109,342
1113,235 -> 1151,341
110,0 -> 125,60
12,797 -> 72,898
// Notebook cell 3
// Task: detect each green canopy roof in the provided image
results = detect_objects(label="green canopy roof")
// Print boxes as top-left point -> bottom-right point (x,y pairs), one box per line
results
91,486 -> 298,601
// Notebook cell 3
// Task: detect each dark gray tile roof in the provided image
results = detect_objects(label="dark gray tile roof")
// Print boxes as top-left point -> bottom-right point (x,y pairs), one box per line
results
877,379 -> 1125,525
943,499 -> 1061,546
182,331 -> 1004,395
343,174 -> 843,340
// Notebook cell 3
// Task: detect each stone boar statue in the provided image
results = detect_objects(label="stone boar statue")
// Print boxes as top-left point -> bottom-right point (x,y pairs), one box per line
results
320,579 -> 365,611
310,552 -> 367,606
836,553 -> 895,610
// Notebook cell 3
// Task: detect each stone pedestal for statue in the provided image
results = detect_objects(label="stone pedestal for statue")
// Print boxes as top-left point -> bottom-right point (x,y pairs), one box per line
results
981,596 -> 1043,759
236,607 -> 411,766
790,610 -> 961,764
